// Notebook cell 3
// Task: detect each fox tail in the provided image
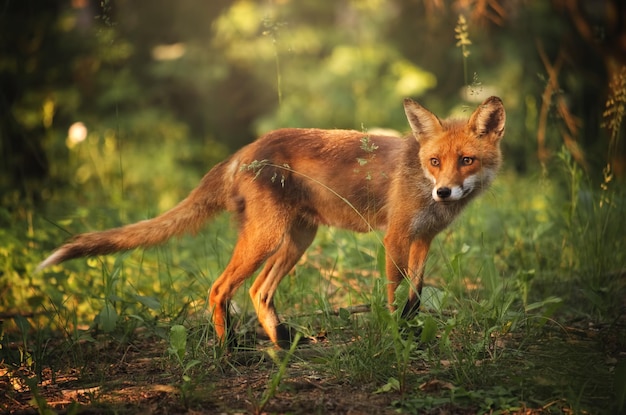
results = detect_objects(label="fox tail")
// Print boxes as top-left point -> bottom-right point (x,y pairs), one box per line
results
37,160 -> 230,271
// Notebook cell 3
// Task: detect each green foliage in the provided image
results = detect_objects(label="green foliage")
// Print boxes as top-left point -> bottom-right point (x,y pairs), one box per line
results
3,155 -> 623,414
167,324 -> 202,406
3,134 -> 623,415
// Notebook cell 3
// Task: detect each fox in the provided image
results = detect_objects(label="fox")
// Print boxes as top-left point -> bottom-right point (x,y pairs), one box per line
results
38,96 -> 505,349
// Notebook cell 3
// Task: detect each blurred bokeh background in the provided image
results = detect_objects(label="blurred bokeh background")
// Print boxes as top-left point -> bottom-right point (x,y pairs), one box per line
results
1,0 -> 624,212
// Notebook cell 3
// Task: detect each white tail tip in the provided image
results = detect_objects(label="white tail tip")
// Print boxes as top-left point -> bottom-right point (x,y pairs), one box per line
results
35,250 -> 65,273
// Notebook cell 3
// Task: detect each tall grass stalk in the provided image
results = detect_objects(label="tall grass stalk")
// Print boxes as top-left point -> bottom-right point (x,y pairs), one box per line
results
455,14 -> 472,89
251,332 -> 301,415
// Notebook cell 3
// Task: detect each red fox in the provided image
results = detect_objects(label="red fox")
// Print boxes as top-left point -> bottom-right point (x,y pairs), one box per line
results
38,97 -> 505,348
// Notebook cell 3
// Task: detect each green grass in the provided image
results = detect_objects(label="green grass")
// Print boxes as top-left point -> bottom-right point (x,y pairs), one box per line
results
1,152 -> 625,413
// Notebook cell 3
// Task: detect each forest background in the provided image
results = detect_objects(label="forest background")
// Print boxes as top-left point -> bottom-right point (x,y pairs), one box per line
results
1,1 -> 625,414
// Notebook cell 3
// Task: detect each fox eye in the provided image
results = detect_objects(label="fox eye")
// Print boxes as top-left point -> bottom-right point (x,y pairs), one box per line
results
461,156 -> 474,166
430,158 -> 440,167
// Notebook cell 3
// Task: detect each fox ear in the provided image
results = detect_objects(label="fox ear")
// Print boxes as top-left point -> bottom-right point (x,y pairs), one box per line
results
403,98 -> 443,142
468,96 -> 506,141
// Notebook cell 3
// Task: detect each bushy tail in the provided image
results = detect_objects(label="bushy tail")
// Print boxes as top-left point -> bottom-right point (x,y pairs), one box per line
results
37,160 -> 231,270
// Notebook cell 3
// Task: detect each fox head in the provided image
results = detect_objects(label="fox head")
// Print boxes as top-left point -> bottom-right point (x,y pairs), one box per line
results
403,96 -> 506,203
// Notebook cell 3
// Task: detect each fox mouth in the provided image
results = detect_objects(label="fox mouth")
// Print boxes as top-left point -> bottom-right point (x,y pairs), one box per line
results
435,197 -> 462,205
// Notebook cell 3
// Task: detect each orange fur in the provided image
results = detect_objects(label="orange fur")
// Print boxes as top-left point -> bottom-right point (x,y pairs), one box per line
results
39,97 -> 505,348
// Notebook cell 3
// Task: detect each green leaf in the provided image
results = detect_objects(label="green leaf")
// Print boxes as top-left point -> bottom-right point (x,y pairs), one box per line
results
421,286 -> 445,312
169,324 -> 187,361
13,314 -> 32,334
134,294 -> 161,310
338,307 -> 351,322
524,296 -> 562,312
375,377 -> 400,394
420,315 -> 438,343
98,302 -> 118,333
185,359 -> 202,372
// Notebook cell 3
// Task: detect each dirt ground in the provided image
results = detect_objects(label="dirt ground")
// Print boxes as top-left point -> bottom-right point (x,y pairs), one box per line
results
1,334 -> 409,415
2,308 -> 624,414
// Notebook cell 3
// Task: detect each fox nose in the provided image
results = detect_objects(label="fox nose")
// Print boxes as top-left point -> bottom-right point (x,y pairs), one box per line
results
436,187 -> 452,199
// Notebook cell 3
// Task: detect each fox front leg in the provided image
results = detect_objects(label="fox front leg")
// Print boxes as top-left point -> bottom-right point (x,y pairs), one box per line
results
384,229 -> 432,317
401,238 -> 432,318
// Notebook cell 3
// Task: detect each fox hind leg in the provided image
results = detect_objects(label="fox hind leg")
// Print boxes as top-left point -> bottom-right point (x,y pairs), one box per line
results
208,217 -> 289,347
208,250 -> 267,348
249,222 -> 318,348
